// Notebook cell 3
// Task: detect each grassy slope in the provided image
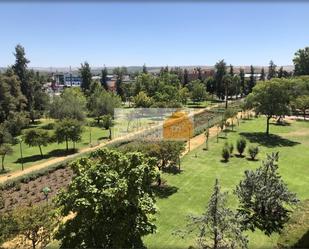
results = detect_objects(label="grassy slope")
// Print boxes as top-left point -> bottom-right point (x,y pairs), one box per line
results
1,118 -> 109,173
144,117 -> 309,249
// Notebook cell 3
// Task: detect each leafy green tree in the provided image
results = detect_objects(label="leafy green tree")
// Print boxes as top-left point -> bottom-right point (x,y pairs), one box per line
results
80,61 -> 92,91
178,179 -> 248,249
248,79 -> 290,135
293,46 -> 309,76
239,68 -> 245,97
229,64 -> 234,76
191,80 -> 208,103
223,74 -> 232,108
237,137 -> 247,156
0,143 -> 13,171
0,73 -> 27,123
87,84 -> 121,123
235,152 -> 299,235
142,63 -> 148,74
183,69 -> 189,86
215,60 -> 227,99
205,76 -> 216,98
101,114 -> 113,139
133,91 -> 153,107
248,65 -> 256,93
268,60 -> 277,80
260,67 -> 266,81
113,66 -> 128,99
101,66 -> 108,90
232,75 -> 241,99
196,67 -> 203,81
292,95 -> 309,120
50,87 -> 86,121
179,87 -> 190,105
0,211 -> 18,245
12,44 -> 30,98
54,119 -> 83,151
24,128 -> 50,157
55,148 -> 158,249
13,204 -> 57,249
278,66 -> 284,78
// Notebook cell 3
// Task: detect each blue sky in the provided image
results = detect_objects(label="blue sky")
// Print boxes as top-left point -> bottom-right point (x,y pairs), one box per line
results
0,2 -> 308,67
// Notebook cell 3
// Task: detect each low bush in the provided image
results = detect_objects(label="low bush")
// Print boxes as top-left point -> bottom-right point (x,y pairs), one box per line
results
236,137 -> 247,156
222,143 -> 230,162
248,145 -> 259,160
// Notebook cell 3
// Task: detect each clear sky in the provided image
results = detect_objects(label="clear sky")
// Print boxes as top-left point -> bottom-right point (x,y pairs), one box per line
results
0,2 -> 308,67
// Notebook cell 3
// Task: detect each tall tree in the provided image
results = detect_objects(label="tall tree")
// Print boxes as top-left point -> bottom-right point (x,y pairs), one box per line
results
278,66 -> 284,78
23,129 -> 50,157
80,61 -> 92,91
0,144 -> 13,171
235,152 -> 298,236
223,75 -> 232,108
12,44 -> 30,98
215,60 -> 227,99
54,119 -> 83,152
267,60 -> 277,80
142,63 -> 148,74
247,79 -> 290,135
183,69 -> 189,86
293,46 -> 309,76
229,64 -> 234,76
178,179 -> 248,249
101,66 -> 108,90
113,67 -> 128,99
260,67 -> 266,81
248,65 -> 256,93
55,148 -> 158,249
239,68 -> 245,97
196,67 -> 203,81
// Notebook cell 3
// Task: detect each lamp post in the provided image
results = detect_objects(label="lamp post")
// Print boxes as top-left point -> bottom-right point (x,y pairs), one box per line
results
17,138 -> 24,171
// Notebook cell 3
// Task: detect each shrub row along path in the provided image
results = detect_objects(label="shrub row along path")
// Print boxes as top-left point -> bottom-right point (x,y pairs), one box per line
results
0,105 -> 232,184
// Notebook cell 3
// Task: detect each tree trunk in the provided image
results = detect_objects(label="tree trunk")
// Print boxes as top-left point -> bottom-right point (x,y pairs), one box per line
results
1,155 -> 5,171
304,111 -> 306,121
266,116 -> 271,135
66,138 -> 69,152
109,128 -> 112,140
39,145 -> 43,157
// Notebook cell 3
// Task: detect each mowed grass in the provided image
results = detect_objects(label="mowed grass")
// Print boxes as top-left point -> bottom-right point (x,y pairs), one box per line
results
1,118 -> 109,173
144,117 -> 309,249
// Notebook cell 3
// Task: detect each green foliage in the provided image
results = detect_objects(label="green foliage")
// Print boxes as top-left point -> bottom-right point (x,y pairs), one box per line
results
222,143 -> 230,162
101,66 -> 108,90
215,59 -> 227,99
24,128 -> 50,157
236,137 -> 247,156
80,61 -> 92,91
235,152 -> 299,236
293,46 -> 309,76
248,78 -> 291,134
55,148 -> 158,249
277,200 -> 309,249
0,143 -> 13,171
49,87 -> 86,121
267,60 -> 277,80
101,114 -> 113,139
177,179 -> 248,249
190,80 -> 208,103
260,68 -> 266,81
54,119 -> 83,151
133,91 -> 153,107
0,211 -> 18,244
13,203 -> 57,249
292,95 -> 309,119
248,145 -> 259,160
87,83 -> 121,123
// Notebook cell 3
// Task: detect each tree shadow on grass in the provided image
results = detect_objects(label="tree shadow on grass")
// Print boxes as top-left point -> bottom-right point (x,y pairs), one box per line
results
239,132 -> 300,148
14,148 -> 77,164
162,166 -> 182,175
293,229 -> 309,248
152,184 -> 179,199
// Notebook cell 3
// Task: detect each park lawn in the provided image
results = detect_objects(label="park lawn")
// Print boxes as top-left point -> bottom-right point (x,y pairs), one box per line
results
144,117 -> 309,249
1,118 -> 109,174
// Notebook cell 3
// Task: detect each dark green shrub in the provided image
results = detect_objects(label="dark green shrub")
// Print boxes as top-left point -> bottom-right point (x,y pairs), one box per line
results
248,146 -> 259,160
222,144 -> 230,162
237,137 -> 247,156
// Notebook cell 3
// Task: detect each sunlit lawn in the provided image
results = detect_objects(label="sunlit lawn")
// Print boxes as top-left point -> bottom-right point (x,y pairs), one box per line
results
1,118 -> 109,174
144,117 -> 309,249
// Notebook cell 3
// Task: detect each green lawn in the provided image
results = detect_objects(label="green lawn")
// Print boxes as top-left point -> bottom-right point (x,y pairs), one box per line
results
1,118 -> 109,173
144,117 -> 309,249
